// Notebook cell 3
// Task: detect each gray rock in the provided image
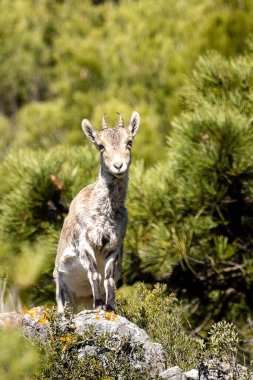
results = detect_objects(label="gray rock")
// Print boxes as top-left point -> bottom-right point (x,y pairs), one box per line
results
0,307 -> 167,377
198,359 -> 253,380
0,311 -> 22,328
159,360 -> 253,380
184,368 -> 198,379
159,365 -> 185,379
74,310 -> 167,376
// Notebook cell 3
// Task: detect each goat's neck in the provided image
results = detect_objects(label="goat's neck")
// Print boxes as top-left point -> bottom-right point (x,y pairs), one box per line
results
93,165 -> 128,213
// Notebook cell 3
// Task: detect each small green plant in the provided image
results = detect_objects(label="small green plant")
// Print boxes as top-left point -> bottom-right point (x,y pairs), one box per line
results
116,284 -> 251,377
116,283 -> 205,370
241,361 -> 253,380
207,320 -> 239,362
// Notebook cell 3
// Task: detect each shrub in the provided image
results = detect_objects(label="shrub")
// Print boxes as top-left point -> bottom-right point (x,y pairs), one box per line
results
116,283 -> 205,370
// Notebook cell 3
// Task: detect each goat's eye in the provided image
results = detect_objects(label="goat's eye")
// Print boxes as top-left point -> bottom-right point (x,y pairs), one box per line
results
127,140 -> 132,149
97,144 -> 104,151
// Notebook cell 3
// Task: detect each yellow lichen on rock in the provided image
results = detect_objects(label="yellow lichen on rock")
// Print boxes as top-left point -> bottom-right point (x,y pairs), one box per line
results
38,316 -> 48,325
21,306 -> 42,319
60,332 -> 76,345
105,312 -> 117,321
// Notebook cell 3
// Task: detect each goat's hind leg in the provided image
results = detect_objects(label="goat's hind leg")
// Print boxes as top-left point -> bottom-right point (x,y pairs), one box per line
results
55,274 -> 75,313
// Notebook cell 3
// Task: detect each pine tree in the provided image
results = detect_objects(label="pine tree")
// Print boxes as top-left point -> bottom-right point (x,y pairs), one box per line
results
126,51 -> 253,352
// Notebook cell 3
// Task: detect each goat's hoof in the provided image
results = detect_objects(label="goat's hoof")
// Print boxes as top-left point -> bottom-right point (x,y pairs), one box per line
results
94,300 -> 104,310
104,305 -> 115,313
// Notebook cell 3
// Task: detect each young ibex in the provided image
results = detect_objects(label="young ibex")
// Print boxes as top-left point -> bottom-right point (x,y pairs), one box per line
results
53,111 -> 140,312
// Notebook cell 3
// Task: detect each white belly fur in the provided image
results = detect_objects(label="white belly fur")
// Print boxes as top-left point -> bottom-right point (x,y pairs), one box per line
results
59,247 -> 105,299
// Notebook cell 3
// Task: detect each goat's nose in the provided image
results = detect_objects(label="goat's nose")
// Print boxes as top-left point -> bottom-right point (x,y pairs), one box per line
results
113,162 -> 123,170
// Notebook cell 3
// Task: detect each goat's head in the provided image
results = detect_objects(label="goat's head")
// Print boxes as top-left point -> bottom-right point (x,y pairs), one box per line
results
81,112 -> 140,178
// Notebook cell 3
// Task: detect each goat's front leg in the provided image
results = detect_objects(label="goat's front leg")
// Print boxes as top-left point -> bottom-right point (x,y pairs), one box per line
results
79,243 -> 103,310
104,249 -> 120,312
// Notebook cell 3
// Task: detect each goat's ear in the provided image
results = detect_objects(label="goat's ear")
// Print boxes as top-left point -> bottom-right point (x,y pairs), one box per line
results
127,111 -> 140,138
81,119 -> 97,144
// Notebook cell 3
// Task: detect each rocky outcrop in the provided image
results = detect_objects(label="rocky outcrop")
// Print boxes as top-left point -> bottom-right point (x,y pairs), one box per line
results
0,307 -> 166,377
74,310 -> 166,375
0,308 -> 252,380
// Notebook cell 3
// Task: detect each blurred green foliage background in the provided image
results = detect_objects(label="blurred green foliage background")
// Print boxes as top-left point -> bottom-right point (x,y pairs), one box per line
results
1,0 -> 253,366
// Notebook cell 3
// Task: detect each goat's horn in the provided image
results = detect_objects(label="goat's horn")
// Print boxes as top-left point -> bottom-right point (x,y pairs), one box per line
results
116,112 -> 124,127
101,113 -> 107,130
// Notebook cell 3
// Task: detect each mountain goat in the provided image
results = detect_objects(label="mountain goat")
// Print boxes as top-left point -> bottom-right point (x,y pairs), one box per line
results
53,111 -> 140,312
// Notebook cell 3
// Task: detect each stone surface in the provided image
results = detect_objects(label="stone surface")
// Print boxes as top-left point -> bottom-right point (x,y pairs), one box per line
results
198,359 -> 253,380
159,365 -> 184,379
73,310 -> 166,376
0,311 -> 22,328
184,368 -> 198,379
160,361 -> 253,380
0,307 -> 167,377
